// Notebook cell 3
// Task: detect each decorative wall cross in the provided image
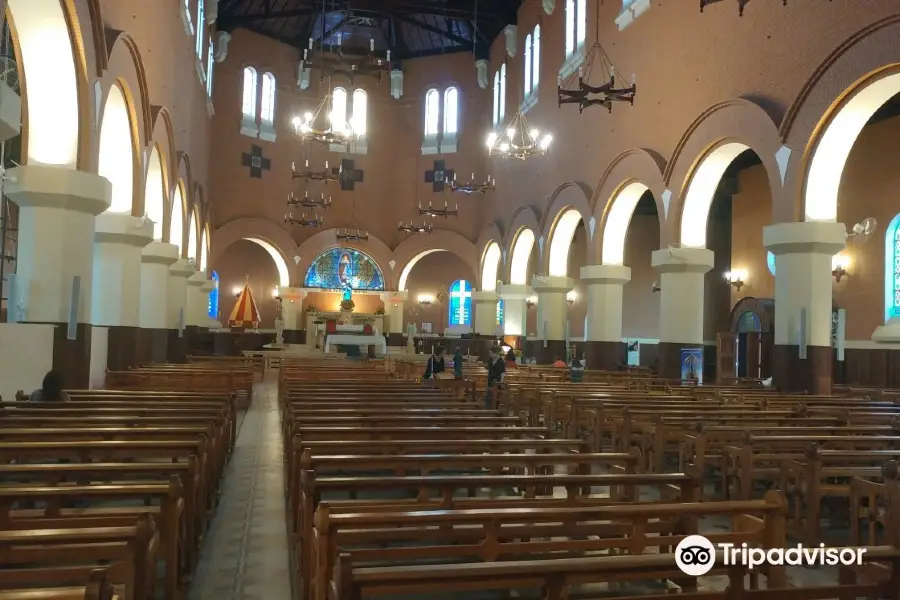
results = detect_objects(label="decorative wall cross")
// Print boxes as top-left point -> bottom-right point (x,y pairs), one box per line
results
424,160 -> 454,192
241,145 -> 271,179
331,159 -> 364,191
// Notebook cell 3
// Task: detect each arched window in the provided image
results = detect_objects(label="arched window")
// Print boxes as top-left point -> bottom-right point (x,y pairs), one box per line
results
577,0 -> 587,47
206,42 -> 215,96
492,71 -> 500,126
260,72 -> 276,125
496,299 -> 504,326
195,0 -> 205,58
566,0 -> 585,56
201,229 -> 210,272
499,64 -> 507,122
188,210 -> 199,263
351,89 -> 367,136
331,87 -> 347,132
524,33 -> 532,95
241,67 -> 258,119
443,87 -> 458,135
208,270 -> 220,320
424,88 -> 439,136
182,0 -> 194,34
448,279 -> 473,327
170,185 -> 185,254
532,25 -> 541,90
885,214 -> 900,322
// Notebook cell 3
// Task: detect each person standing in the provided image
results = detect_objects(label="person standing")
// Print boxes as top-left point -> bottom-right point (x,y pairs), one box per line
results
423,346 -> 446,381
453,347 -> 464,379
485,345 -> 506,409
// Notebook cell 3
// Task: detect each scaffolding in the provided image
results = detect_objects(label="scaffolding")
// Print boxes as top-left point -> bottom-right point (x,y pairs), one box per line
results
0,14 -> 20,320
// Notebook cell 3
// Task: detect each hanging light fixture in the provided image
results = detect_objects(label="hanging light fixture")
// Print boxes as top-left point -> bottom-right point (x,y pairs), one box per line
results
557,13 -> 635,113
291,93 -> 356,147
486,110 -> 553,160
292,159 -> 339,184
285,212 -> 324,228
448,172 -> 495,195
336,229 -> 369,242
398,220 -> 434,234
418,199 -> 458,219
300,34 -> 392,84
287,190 -> 332,210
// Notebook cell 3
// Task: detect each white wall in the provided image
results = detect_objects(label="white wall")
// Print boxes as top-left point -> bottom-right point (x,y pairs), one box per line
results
0,323 -> 54,401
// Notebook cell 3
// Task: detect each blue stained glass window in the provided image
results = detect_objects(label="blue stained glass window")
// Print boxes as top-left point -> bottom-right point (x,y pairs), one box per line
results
885,214 -> 900,322
448,279 -> 473,327
304,248 -> 385,291
208,271 -> 220,319
496,299 -> 504,326
767,251 -> 776,276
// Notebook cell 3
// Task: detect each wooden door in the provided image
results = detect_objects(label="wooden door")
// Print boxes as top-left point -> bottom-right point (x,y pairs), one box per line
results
716,332 -> 736,384
746,332 -> 762,379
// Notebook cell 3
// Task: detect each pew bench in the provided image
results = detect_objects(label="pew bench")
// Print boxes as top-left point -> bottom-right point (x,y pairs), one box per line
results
0,569 -> 118,600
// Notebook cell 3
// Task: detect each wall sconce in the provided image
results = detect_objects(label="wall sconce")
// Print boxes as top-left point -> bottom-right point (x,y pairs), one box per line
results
418,294 -> 434,306
566,290 -> 577,306
271,286 -> 279,297
832,253 -> 850,282
724,269 -> 747,292
526,296 -> 537,309
232,286 -> 242,298
651,282 -> 660,293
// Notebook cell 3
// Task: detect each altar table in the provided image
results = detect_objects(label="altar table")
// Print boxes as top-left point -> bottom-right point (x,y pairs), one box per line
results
324,334 -> 387,355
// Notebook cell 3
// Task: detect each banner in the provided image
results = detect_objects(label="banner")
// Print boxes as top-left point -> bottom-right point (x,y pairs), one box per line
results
680,347 -> 704,384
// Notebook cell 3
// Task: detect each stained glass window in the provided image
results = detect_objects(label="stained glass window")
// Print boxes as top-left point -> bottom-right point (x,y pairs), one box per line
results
304,248 -> 385,291
496,299 -> 504,326
885,214 -> 900,322
448,280 -> 473,327
208,271 -> 219,319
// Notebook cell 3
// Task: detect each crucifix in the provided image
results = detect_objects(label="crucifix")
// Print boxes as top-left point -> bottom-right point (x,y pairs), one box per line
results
241,145 -> 271,178
424,160 -> 454,193
331,159 -> 365,191
449,280 -> 472,325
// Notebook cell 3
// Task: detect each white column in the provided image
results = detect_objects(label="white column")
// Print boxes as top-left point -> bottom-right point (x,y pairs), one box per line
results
651,248 -> 715,346
472,291 -> 499,335
581,264 -> 631,342
500,284 -> 531,337
532,276 -> 573,341
168,259 -> 194,330
381,291 -> 408,334
764,221 -> 845,393
139,242 -> 179,329
186,270 -> 208,327
90,213 -> 153,327
6,165 -> 111,323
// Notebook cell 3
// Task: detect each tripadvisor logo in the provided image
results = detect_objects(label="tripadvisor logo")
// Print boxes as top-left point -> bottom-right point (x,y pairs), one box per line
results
675,535 -> 867,576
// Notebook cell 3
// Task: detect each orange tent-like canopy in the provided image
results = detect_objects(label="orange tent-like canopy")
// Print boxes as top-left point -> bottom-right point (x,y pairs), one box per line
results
229,280 -> 261,329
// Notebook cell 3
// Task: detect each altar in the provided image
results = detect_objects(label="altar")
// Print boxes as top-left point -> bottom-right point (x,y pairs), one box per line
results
324,334 -> 387,354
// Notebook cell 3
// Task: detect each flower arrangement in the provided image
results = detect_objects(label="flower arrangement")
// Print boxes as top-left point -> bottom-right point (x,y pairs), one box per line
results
374,307 -> 385,315
340,299 -> 355,311
305,305 -> 318,313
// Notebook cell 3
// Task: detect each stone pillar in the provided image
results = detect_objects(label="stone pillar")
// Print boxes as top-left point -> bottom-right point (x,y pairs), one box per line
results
91,212 -> 153,371
186,271 -> 209,327
139,242 -> 178,363
167,259 -> 194,363
581,264 -> 631,370
500,284 -> 531,349
651,248 -> 714,380
764,221 -> 845,394
532,276 -> 573,364
381,291 -> 408,347
6,165 -> 111,388
472,291 -> 500,360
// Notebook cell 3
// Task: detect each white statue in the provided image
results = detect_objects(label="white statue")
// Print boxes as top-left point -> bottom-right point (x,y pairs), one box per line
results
406,321 -> 417,354
274,297 -> 285,346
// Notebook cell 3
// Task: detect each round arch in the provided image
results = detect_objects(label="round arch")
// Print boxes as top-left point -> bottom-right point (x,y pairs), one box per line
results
295,229 -> 393,286
8,0 -> 81,167
509,228 -> 536,285
97,82 -> 135,213
243,238 -> 290,287
147,107 -> 175,240
169,180 -> 186,255
188,208 -> 199,263
501,205 -> 541,283
780,17 -> 900,222
540,182 -> 592,277
144,144 -> 166,240
480,242 -> 502,291
201,226 -> 210,272
392,229 -> 478,291
210,218 -> 302,286
665,99 -> 783,247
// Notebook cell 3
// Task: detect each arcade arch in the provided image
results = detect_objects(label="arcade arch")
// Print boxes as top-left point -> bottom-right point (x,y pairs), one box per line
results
548,209 -> 582,276
144,145 -> 166,239
97,83 -> 135,214
170,181 -> 185,254
480,242 -> 501,291
509,228 -> 535,285
188,209 -> 199,263
243,238 -> 290,287
601,182 -> 649,265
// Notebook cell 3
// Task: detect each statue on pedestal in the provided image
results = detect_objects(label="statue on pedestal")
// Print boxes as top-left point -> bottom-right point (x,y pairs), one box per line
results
274,296 -> 285,346
339,284 -> 354,324
406,321 -> 417,354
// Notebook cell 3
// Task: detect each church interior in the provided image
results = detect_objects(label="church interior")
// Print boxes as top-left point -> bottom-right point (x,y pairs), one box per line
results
3,0 -> 900,598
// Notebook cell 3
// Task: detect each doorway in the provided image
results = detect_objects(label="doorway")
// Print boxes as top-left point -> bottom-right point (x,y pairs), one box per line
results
719,297 -> 774,383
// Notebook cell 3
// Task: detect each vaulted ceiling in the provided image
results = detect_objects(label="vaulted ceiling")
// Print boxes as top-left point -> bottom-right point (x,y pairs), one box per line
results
217,0 -> 523,60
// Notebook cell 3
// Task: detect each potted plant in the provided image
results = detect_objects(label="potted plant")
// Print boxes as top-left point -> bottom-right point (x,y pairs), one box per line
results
340,299 -> 355,312
305,305 -> 318,313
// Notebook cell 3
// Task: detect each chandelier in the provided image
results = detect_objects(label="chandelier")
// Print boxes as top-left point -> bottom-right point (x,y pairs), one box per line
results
418,199 -> 458,219
285,212 -> 324,228
398,220 -> 434,234
287,190 -> 332,210
336,229 -> 369,242
557,24 -> 635,113
291,94 -> 356,147
292,159 -> 339,184
301,35 -> 392,83
486,110 -> 552,160
449,172 -> 495,195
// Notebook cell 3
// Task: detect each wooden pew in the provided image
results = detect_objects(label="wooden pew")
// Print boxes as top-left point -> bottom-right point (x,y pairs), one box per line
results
0,568 -> 120,600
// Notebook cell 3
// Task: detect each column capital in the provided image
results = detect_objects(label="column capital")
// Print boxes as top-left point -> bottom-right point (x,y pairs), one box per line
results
531,275 -> 574,293
169,259 -> 195,278
499,284 -> 533,300
200,279 -> 216,293
95,212 -> 154,247
5,165 -> 111,215
381,290 -> 408,303
472,291 -> 499,303
651,247 -> 714,274
142,241 -> 179,265
763,221 -> 846,256
580,264 -> 632,285
187,270 -> 208,287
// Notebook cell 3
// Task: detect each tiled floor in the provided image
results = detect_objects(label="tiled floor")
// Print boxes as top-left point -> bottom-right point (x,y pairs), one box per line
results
189,377 -> 291,600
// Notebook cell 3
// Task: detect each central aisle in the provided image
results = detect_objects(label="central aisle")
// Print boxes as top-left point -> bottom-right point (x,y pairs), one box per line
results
189,376 -> 291,600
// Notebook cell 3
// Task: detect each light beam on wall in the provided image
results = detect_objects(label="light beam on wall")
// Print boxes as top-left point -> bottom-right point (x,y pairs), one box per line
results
680,142 -> 748,248
510,229 -> 535,285
398,249 -> 444,291
243,237 -> 290,287
602,182 -> 648,265
97,85 -> 134,213
144,145 -> 166,240
481,242 -> 501,291
170,183 -> 185,253
548,209 -> 582,276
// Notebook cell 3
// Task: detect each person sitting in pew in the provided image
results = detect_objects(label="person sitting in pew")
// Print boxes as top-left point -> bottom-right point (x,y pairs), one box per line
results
485,345 -> 506,409
25,370 -> 71,402
423,346 -> 448,381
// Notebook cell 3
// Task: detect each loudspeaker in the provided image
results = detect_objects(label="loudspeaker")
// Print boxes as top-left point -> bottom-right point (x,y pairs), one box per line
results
67,276 -> 80,340
835,309 -> 847,362
5,273 -> 17,323
542,321 -> 548,347
177,307 -> 185,339
798,307 -> 807,360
